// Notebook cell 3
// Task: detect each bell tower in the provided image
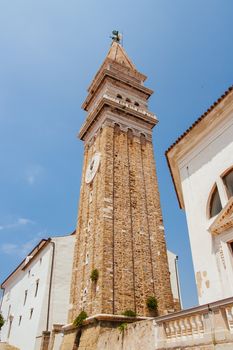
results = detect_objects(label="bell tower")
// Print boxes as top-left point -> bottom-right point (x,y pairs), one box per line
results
69,37 -> 174,321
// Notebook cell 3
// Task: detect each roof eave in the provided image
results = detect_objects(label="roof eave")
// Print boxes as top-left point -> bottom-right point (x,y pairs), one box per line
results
167,86 -> 233,154
165,86 -> 233,211
1,238 -> 51,288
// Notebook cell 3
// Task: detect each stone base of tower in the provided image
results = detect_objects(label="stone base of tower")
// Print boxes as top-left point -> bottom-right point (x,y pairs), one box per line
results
59,314 -> 150,350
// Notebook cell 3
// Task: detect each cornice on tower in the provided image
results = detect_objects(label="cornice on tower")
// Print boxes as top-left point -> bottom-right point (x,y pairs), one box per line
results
79,42 -> 157,142
82,42 -> 152,111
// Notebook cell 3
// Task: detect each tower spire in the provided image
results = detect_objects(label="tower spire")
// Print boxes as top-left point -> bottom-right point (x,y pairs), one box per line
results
106,40 -> 137,71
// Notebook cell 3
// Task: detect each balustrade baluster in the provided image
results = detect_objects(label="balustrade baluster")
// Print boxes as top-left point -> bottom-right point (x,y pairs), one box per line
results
226,306 -> 233,332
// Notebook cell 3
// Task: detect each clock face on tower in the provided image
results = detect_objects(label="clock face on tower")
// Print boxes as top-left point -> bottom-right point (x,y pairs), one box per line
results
85,152 -> 101,184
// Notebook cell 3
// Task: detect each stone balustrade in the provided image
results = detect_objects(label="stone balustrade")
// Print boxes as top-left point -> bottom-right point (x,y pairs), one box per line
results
155,296 -> 233,349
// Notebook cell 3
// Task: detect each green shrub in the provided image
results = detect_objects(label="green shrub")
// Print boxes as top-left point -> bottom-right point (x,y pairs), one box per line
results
90,269 -> 99,282
0,313 -> 4,330
118,323 -> 127,332
122,309 -> 136,317
73,311 -> 88,327
146,296 -> 158,311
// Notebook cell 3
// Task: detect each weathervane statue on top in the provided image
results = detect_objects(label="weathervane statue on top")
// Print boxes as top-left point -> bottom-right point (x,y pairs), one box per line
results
111,30 -> 122,44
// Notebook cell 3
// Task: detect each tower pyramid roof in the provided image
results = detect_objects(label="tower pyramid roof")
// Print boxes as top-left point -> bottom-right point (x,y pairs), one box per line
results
106,41 -> 137,70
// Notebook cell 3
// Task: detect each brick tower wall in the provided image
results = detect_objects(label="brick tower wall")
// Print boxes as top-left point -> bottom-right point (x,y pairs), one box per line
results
69,122 -> 174,322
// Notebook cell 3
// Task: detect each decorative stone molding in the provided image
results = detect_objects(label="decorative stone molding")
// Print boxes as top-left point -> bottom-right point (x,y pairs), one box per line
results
83,112 -> 153,146
62,313 -> 151,332
219,242 -> 226,269
209,197 -> 233,235
82,65 -> 152,111
103,94 -> 156,120
79,94 -> 157,142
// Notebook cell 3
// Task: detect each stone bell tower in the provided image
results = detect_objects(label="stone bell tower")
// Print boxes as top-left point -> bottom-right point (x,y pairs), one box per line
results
69,38 -> 174,322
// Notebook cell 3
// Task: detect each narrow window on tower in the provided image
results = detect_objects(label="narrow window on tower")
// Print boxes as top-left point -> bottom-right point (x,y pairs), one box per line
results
87,219 -> 92,233
35,279 -> 39,297
18,316 -> 22,326
89,191 -> 93,204
85,252 -> 89,265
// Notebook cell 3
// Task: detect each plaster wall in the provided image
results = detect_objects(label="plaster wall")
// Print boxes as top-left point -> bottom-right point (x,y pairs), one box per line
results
0,235 -> 75,350
48,236 -> 75,328
179,111 -> 233,304
52,333 -> 63,350
1,244 -> 52,350
167,250 -> 180,303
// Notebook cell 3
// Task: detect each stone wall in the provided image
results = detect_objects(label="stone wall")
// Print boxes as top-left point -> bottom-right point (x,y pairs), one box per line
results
96,320 -> 156,350
60,297 -> 233,350
69,123 -> 174,320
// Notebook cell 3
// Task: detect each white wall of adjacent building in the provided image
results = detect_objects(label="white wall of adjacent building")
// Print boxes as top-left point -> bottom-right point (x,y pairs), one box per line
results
178,110 -> 233,305
0,235 -> 75,350
167,250 -> 181,307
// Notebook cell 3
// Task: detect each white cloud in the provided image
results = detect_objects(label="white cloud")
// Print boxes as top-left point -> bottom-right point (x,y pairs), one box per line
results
25,164 -> 45,186
0,231 -> 47,258
1,243 -> 18,255
17,218 -> 34,225
21,240 -> 38,256
27,175 -> 35,185
0,217 -> 35,231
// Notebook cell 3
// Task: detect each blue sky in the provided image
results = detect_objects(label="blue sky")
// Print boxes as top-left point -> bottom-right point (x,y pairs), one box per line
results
0,0 -> 232,308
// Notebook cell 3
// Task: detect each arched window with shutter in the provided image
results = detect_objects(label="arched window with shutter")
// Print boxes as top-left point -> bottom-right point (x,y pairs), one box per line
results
209,185 -> 222,218
222,167 -> 233,199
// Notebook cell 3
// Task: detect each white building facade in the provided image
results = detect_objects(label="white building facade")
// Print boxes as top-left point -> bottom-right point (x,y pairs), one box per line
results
166,86 -> 233,305
0,234 -> 75,350
167,250 -> 182,310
